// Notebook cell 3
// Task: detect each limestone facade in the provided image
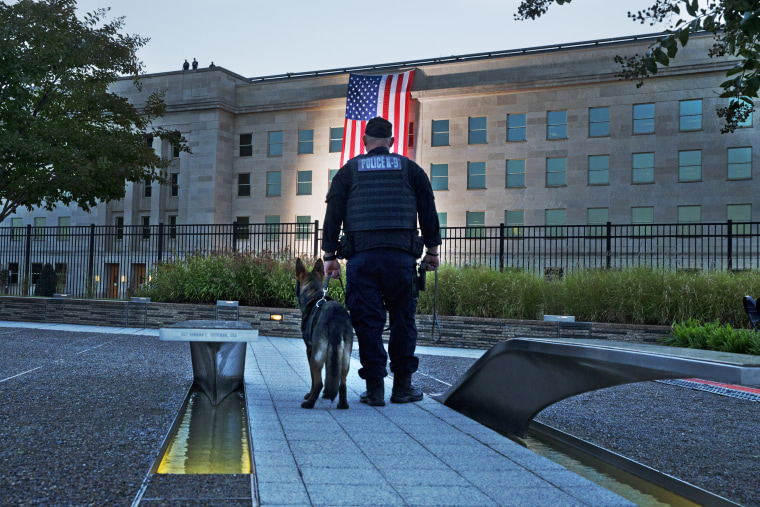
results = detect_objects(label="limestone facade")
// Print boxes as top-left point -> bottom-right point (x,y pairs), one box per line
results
7,33 -> 756,232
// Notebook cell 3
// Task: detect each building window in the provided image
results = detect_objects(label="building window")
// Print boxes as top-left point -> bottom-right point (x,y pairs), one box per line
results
11,218 -> 23,241
468,117 -> 487,144
728,204 -> 751,235
58,217 -> 70,241
678,205 -> 701,235
431,119 -> 449,147
266,171 -> 281,197
298,129 -> 314,155
8,262 -> 19,284
170,173 -> 179,196
467,162 -> 486,189
505,210 -> 524,238
588,155 -> 609,185
506,160 -> 525,188
633,103 -> 655,134
546,157 -> 566,187
408,122 -> 415,148
730,97 -> 753,128
239,133 -> 253,157
507,113 -> 526,142
115,216 -> 124,240
678,150 -> 702,182
234,217 -> 249,241
547,110 -> 567,140
587,208 -> 609,237
172,144 -> 180,158
169,215 -> 177,240
728,147 -> 752,180
265,215 -> 280,241
328,169 -> 339,187
141,216 -> 150,240
268,131 -> 283,156
237,173 -> 251,197
437,212 -> 447,239
632,153 -> 655,184
632,206 -> 653,236
296,215 -> 312,239
330,127 -> 343,152
431,164 -> 448,191
680,99 -> 702,131
33,217 -> 45,241
466,211 -> 485,238
297,171 -> 312,195
545,209 -> 566,237
589,107 -> 610,137
144,178 -> 152,198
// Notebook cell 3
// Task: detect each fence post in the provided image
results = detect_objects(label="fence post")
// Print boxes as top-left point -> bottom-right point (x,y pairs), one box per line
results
605,221 -> 612,269
499,223 -> 505,272
313,220 -> 320,258
157,223 -> 164,263
727,219 -> 733,272
87,224 -> 95,292
232,221 -> 237,251
23,224 -> 32,296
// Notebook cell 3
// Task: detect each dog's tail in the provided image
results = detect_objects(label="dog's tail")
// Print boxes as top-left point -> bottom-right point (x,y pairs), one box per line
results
323,325 -> 350,402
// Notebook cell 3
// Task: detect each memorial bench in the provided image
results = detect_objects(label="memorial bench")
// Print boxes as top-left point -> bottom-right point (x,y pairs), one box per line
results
436,337 -> 760,436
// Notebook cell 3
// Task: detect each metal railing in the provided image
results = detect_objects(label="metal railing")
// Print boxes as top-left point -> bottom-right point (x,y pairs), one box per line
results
0,220 -> 756,299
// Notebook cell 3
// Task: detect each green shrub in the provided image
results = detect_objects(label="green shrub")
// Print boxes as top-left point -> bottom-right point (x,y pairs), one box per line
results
664,319 -> 760,355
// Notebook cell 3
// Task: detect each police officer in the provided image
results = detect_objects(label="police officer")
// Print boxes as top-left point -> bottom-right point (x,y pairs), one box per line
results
322,116 -> 441,406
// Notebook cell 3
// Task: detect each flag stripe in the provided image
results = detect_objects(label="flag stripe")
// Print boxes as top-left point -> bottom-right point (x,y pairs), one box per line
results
340,70 -> 415,166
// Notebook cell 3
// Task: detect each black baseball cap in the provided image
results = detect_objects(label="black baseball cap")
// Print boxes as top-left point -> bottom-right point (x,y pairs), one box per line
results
365,117 -> 393,138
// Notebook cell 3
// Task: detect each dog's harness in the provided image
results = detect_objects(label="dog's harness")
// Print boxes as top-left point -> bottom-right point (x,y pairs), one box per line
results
300,275 -> 334,347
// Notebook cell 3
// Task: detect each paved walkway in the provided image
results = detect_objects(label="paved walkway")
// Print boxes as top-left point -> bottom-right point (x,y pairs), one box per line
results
244,335 -> 633,506
0,321 -> 633,506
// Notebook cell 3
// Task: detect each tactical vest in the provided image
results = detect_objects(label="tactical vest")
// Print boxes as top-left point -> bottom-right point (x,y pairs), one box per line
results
344,152 -> 417,234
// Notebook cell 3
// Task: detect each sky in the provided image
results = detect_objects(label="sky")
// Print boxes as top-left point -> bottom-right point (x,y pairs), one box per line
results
73,0 -> 671,78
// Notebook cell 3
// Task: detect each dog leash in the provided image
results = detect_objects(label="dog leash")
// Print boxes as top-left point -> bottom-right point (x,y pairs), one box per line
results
316,274 -> 331,308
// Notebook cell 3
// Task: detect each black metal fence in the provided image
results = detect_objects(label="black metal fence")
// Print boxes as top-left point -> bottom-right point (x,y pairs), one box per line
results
0,220 -> 757,299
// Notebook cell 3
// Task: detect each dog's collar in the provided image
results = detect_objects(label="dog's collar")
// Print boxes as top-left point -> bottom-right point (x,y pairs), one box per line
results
301,295 -> 335,340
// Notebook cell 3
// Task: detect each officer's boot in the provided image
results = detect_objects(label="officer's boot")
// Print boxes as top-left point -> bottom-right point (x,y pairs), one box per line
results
390,373 -> 424,403
359,378 -> 385,406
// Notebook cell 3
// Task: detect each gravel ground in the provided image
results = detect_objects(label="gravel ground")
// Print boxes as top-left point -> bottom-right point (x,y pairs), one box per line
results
0,327 -> 192,506
412,353 -> 760,507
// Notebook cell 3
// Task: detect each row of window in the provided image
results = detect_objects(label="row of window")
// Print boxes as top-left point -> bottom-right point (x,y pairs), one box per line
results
10,217 -> 71,240
433,99 -> 752,146
459,203 -> 753,238
143,173 -> 179,198
433,147 -> 753,190
2,262 -> 67,285
239,128 -> 346,158
233,145 -> 753,199
232,100 -> 753,159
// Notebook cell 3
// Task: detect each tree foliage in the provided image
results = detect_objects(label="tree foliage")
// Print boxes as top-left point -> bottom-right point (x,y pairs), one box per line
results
0,0 -> 186,224
515,0 -> 759,132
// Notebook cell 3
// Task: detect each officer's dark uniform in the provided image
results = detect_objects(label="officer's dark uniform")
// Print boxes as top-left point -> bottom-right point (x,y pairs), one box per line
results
322,118 -> 441,404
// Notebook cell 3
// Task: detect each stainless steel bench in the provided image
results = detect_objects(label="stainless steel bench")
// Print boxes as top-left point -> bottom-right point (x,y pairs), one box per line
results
436,338 -> 760,436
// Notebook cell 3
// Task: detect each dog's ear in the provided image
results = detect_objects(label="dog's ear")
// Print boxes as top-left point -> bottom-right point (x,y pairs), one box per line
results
295,258 -> 309,282
312,259 -> 325,278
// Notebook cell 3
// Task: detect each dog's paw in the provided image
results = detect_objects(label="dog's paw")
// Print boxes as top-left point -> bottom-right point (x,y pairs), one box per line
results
301,399 -> 316,409
337,400 -> 349,410
304,392 -> 311,400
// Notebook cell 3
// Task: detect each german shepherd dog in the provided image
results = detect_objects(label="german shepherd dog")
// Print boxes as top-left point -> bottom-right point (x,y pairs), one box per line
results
295,258 -> 353,409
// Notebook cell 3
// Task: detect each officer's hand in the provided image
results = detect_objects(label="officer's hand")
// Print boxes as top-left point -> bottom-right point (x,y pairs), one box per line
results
324,259 -> 342,278
423,254 -> 439,270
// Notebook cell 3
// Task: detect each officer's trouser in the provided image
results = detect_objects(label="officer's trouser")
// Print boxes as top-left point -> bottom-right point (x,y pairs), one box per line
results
345,248 -> 419,380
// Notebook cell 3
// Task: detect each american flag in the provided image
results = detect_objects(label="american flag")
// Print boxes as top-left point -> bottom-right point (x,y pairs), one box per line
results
340,70 -> 415,166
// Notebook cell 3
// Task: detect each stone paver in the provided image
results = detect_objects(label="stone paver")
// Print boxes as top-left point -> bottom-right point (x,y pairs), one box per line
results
245,336 -> 635,507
